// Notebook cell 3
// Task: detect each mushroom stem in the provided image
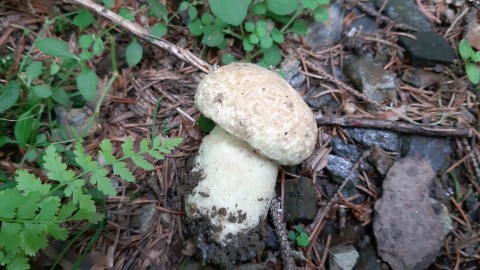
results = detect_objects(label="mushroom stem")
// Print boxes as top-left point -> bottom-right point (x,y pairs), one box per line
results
185,126 -> 278,244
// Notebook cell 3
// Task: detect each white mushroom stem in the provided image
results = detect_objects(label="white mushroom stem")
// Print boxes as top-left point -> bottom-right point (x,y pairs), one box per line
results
185,126 -> 278,244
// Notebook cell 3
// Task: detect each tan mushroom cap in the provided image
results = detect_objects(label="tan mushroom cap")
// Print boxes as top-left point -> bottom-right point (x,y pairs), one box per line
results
195,63 -> 317,165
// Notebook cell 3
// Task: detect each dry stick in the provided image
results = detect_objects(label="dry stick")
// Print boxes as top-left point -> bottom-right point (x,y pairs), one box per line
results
63,0 -> 211,73
316,117 -> 473,138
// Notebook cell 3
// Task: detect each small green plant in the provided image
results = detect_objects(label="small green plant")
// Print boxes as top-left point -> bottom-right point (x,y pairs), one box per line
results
180,0 -> 330,66
459,38 -> 480,84
0,136 -> 183,270
288,225 -> 310,247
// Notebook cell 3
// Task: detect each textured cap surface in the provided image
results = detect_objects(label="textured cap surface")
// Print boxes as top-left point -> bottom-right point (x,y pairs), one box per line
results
195,63 -> 317,165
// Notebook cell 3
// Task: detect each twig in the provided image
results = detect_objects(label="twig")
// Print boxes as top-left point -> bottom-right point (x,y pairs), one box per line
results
316,117 -> 473,137
270,197 -> 295,270
63,0 -> 211,73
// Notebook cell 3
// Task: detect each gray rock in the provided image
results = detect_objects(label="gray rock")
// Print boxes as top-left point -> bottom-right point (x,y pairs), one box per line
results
373,157 -> 448,270
344,128 -> 399,152
374,0 -> 432,31
356,244 -> 383,270
305,3 -> 343,50
54,106 -> 95,137
331,137 -> 361,162
130,203 -> 157,233
343,55 -> 397,104
327,155 -> 356,185
280,54 -> 305,89
402,69 -> 447,88
401,135 -> 452,174
305,85 -> 340,110
283,177 -> 318,224
345,6 -> 378,34
398,32 -> 456,67
329,245 -> 359,270
368,145 -> 394,176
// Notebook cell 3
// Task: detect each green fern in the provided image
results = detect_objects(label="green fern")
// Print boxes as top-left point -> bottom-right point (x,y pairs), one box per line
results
0,136 -> 183,270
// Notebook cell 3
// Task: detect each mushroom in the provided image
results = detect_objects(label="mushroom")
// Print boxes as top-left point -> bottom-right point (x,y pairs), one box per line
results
185,63 -> 317,263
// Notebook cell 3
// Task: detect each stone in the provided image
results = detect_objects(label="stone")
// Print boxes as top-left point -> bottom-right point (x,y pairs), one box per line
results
305,3 -> 343,50
54,106 -> 96,137
374,0 -> 432,31
345,5 -> 378,34
398,32 -> 456,67
368,145 -> 394,176
280,54 -> 305,89
343,54 -> 397,104
356,243 -> 383,270
130,203 -> 157,233
327,155 -> 356,185
373,157 -> 448,270
283,177 -> 318,224
331,137 -> 361,162
329,245 -> 359,270
401,135 -> 452,174
344,128 -> 400,152
305,85 -> 340,110
402,69 -> 447,88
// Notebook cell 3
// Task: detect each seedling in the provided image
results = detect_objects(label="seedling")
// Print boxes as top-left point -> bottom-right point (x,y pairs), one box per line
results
288,225 -> 310,247
459,39 -> 480,84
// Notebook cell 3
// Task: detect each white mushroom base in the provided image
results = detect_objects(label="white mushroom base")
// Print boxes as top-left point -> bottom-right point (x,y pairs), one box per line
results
185,126 -> 278,245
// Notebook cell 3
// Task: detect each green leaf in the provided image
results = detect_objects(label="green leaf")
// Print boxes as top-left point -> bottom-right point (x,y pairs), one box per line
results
249,33 -> 260,44
317,0 -> 330,5
0,81 -> 20,113
188,6 -> 198,20
79,51 -> 94,61
252,2 -> 267,15
52,87 -> 70,106
147,150 -> 165,160
79,34 -> 94,49
148,0 -> 168,20
179,1 -> 189,12
73,9 -> 94,29
0,222 -> 22,253
99,139 -> 116,163
37,196 -> 61,220
208,0 -> 249,26
302,0 -> 317,9
313,7 -> 329,22
64,179 -> 85,197
112,161 -> 135,182
151,23 -> 168,37
139,138 -> 150,152
50,63 -> 60,75
267,0 -> 298,15
15,170 -> 51,196
0,188 -> 21,218
271,28 -> 284,43
119,8 -> 134,21
15,110 -> 37,149
6,253 -> 30,270
244,22 -> 255,32
44,145 -> 68,182
76,68 -> 98,101
21,223 -> 48,255
122,137 -> 135,156
26,61 -> 43,85
202,25 -> 225,47
36,38 -> 76,59
93,37 -> 105,55
459,39 -> 473,60
17,192 -> 41,219
188,19 -> 204,36
288,230 -> 296,241
46,223 -> 68,241
260,35 -> 273,49
57,201 -> 77,220
201,13 -> 214,25
256,26 -> 267,37
221,53 -> 236,64
262,45 -> 282,66
31,85 -> 52,98
131,155 -> 154,170
91,168 -> 116,196
126,39 -> 143,67
296,232 -> 309,247
466,62 -> 480,84
102,0 -> 114,8
292,19 -> 308,35
0,135 -> 14,148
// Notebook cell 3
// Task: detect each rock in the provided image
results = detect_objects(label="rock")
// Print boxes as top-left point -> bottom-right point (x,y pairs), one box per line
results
343,54 -> 397,104
344,128 -> 399,152
356,243 -> 383,270
374,0 -> 432,31
280,54 -> 305,89
327,155 -> 357,185
305,85 -> 340,110
331,137 -> 361,162
368,145 -> 394,176
345,5 -> 378,34
130,203 -> 157,233
305,3 -> 343,50
401,135 -> 452,174
402,69 -> 447,88
283,177 -> 318,224
398,32 -> 456,67
373,157 -> 448,270
329,245 -> 359,270
54,106 -> 96,137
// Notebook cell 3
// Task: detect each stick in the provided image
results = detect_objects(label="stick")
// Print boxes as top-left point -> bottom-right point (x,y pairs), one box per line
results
316,117 -> 473,137
63,0 -> 211,73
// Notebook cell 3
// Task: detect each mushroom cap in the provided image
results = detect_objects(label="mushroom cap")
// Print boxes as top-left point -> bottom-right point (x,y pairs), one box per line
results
195,63 -> 317,165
